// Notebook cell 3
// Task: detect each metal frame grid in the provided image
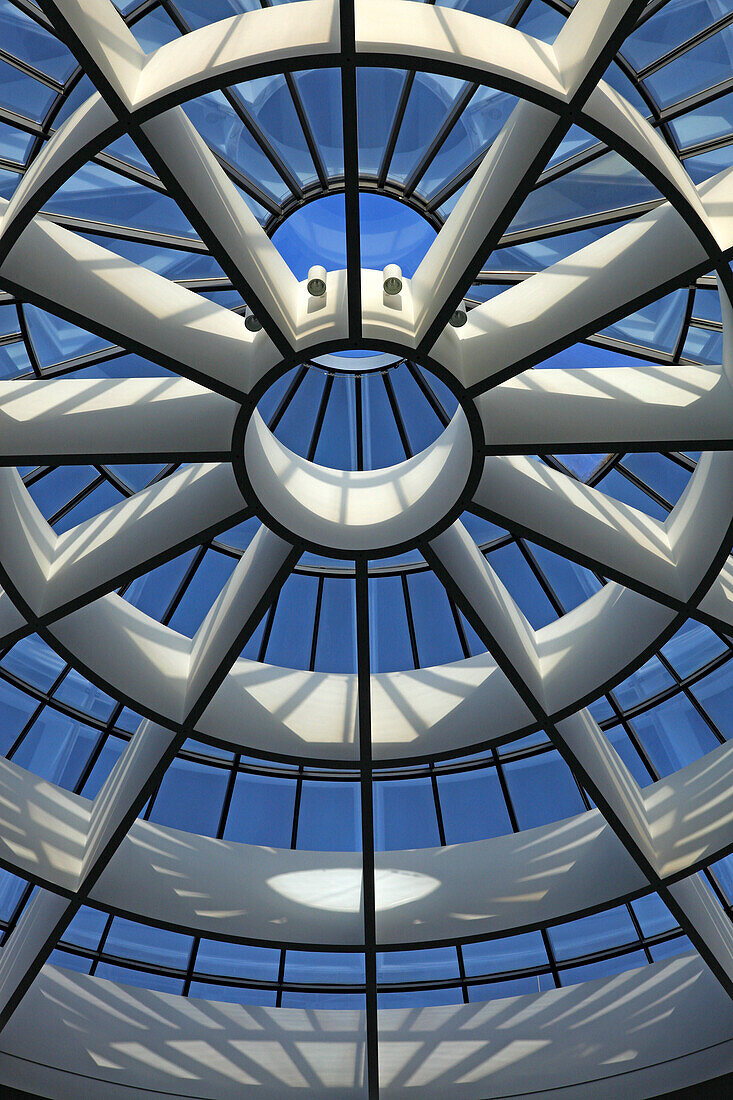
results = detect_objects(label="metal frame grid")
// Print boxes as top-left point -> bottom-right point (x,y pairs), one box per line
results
0,0 -> 731,1097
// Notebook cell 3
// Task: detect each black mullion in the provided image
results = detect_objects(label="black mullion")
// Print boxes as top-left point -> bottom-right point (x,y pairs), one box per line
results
604,693 -> 659,784
539,927 -> 561,990
182,937 -> 199,997
72,725 -> 115,796
673,286 -> 696,363
257,592 -> 281,663
681,129 -> 733,163
340,0 -> 361,340
16,303 -> 42,379
269,365 -> 309,432
209,149 -> 283,217
492,748 -> 518,833
284,71 -> 328,188
406,362 -> 450,426
46,213 -> 206,251
655,649 -> 727,746
666,451 -> 697,474
448,593 -> 472,660
403,82 -> 479,199
377,70 -> 415,188
224,86 -> 306,201
309,576 -> 324,671
401,575 -> 420,670
0,47 -> 62,92
659,76 -> 733,127
355,558 -> 379,1100
355,373 -> 365,470
508,0 -> 534,26
516,539 -> 566,618
88,912 -> 114,977
497,200 -> 663,250
46,471 -> 105,529
587,452 -> 623,488
0,105 -> 45,138
705,866 -> 732,911
614,462 -> 673,513
455,943 -> 469,1004
426,146 -> 485,213
7,661 -> 70,761
290,766 -> 304,850
306,372 -> 334,462
215,753 -> 241,842
6,0 -> 53,30
602,647 -> 733,728
638,11 -> 733,79
626,898 -> 654,965
159,543 -> 209,625
275,948 -> 287,1008
382,371 -> 412,459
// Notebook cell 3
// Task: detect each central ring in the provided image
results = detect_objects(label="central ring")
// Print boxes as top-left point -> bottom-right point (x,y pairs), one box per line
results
233,356 -> 481,558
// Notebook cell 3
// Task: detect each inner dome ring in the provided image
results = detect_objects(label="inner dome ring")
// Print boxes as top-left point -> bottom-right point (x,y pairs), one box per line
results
233,358 -> 482,557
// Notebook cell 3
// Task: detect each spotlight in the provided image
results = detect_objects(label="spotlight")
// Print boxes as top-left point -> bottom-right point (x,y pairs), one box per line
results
307,265 -> 327,297
450,303 -> 467,327
383,264 -> 403,296
244,309 -> 262,332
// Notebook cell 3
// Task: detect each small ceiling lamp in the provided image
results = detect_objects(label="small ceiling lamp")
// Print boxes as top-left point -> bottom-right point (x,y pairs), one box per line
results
383,264 -> 403,295
307,265 -> 327,297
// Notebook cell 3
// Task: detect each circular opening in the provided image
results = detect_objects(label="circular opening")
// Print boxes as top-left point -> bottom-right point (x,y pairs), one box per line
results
256,360 -> 459,471
272,192 -> 438,279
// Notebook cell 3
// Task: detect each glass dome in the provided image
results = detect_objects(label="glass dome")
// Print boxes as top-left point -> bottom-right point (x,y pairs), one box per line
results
0,0 -> 731,1097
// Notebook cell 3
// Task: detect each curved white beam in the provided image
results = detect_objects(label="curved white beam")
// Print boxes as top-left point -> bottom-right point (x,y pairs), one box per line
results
1,739 -> 731,946
0,957 -> 729,1098
243,407 -> 473,555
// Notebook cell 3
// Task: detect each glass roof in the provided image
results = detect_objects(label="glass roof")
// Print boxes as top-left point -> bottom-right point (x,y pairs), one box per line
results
0,0 -> 731,1086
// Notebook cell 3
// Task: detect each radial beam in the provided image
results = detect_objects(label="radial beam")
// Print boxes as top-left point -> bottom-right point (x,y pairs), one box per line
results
412,0 -> 649,350
455,199 -> 712,393
425,520 -> 545,710
0,210 -> 276,400
472,456 -> 684,608
0,523 -> 298,1031
0,463 -> 248,646
186,524 -> 300,724
477,365 -> 733,453
427,523 -> 733,997
0,378 -> 237,465
0,718 -> 180,1032
36,0 -> 299,355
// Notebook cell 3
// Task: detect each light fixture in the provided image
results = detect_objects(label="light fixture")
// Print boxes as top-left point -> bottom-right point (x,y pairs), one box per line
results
244,309 -> 262,332
450,302 -> 467,327
307,265 -> 327,296
383,263 -> 403,295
